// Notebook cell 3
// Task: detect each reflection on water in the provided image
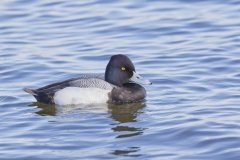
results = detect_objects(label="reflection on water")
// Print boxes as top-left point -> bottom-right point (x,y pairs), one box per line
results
108,103 -> 146,139
30,102 -> 146,156
108,103 -> 146,156
31,102 -> 145,118
108,103 -> 145,123
30,102 -> 56,116
112,147 -> 141,157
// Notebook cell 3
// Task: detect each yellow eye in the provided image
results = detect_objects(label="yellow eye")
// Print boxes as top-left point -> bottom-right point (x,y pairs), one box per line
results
121,67 -> 126,71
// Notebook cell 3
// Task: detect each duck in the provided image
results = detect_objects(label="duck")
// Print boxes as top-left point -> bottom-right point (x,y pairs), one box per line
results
24,54 -> 152,105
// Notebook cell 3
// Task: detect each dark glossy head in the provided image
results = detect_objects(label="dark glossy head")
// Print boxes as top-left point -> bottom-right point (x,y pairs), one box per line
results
105,54 -> 135,86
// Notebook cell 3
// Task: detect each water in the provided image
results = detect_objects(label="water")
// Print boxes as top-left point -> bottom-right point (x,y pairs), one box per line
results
0,0 -> 240,159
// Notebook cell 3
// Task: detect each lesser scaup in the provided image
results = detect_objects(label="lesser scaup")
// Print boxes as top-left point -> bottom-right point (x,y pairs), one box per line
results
24,54 -> 152,105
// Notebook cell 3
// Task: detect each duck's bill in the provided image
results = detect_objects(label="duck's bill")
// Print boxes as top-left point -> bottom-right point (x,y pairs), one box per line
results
130,71 -> 152,85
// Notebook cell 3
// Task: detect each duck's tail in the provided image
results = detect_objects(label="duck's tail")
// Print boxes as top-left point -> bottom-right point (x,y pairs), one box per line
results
23,88 -> 37,96
23,88 -> 54,104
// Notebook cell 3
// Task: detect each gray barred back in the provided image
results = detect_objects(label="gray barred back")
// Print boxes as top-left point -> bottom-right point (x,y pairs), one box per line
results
69,78 -> 114,90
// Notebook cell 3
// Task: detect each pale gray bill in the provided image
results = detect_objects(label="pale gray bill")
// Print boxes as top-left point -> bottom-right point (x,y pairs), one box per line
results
129,71 -> 152,85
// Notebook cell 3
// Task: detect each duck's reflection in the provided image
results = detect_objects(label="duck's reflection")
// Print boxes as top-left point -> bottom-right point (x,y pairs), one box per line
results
108,102 -> 146,157
31,102 -> 145,120
30,102 -> 146,157
108,103 -> 145,123
30,102 -> 56,116
108,103 -> 146,139
111,147 -> 141,157
30,102 -> 110,116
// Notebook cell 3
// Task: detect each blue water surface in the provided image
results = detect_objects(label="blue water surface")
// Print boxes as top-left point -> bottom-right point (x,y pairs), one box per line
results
0,0 -> 240,159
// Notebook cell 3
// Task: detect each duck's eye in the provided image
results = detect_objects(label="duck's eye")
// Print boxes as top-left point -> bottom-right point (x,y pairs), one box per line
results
121,67 -> 126,71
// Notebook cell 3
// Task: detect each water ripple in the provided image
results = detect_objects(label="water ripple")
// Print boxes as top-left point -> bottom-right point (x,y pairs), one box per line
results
0,0 -> 240,159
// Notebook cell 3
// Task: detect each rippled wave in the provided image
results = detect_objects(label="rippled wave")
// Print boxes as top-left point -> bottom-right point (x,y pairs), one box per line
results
0,0 -> 240,159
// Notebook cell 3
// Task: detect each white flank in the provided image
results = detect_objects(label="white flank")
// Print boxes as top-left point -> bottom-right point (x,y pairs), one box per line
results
54,87 -> 110,105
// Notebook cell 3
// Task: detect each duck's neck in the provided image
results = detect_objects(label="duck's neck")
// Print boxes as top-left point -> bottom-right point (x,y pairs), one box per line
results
105,69 -> 119,86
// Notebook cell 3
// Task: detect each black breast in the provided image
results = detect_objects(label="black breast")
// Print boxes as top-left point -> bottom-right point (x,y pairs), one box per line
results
109,83 -> 146,103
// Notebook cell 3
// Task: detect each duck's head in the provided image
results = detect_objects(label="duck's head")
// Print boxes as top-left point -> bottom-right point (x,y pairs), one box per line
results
105,54 -> 152,86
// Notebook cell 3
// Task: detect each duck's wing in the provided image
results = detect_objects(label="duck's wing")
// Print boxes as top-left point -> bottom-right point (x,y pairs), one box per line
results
24,73 -> 114,104
37,73 -> 113,93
